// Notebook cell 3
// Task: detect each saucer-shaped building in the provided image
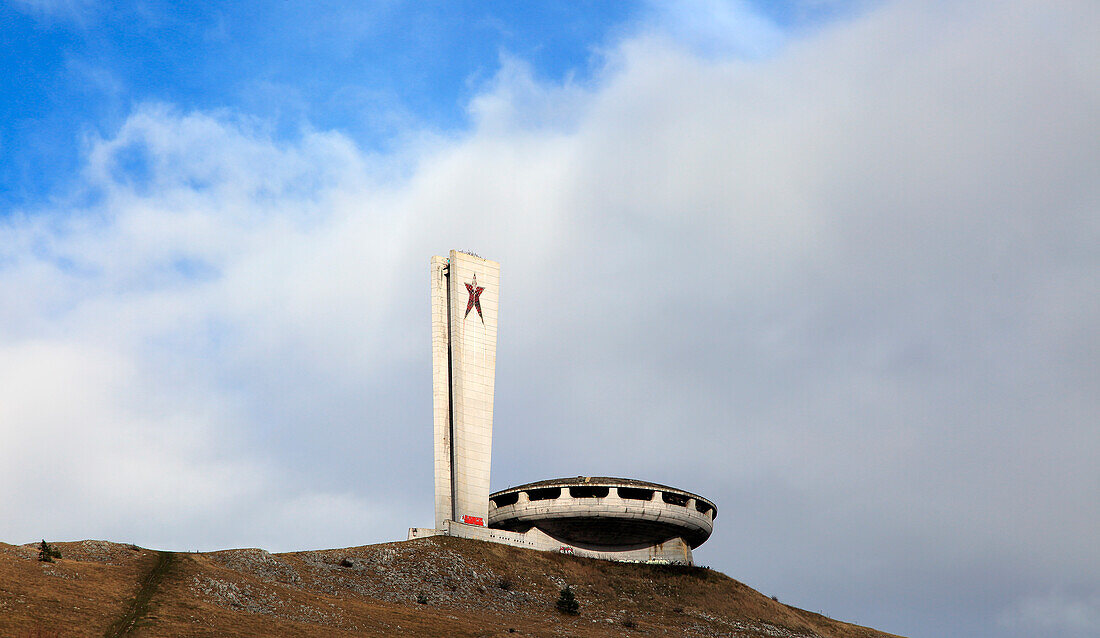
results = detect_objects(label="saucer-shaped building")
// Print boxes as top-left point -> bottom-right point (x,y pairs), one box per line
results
410,252 -> 717,564
489,477 -> 717,557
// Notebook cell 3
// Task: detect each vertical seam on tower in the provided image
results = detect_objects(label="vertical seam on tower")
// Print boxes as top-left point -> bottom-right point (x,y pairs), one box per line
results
444,261 -> 457,522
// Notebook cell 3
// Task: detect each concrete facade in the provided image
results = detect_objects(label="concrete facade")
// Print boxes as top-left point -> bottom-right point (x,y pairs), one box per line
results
431,251 -> 500,530
413,471 -> 715,565
488,477 -> 715,556
408,520 -> 695,564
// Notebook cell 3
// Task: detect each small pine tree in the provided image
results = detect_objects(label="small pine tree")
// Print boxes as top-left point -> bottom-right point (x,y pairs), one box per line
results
37,540 -> 61,562
556,586 -> 580,615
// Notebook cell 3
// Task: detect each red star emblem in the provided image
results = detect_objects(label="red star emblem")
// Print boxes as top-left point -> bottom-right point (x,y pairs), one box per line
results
464,274 -> 485,323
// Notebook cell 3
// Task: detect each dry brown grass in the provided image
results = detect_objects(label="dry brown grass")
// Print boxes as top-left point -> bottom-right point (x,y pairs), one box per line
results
0,540 -> 156,638
0,536 -> 906,637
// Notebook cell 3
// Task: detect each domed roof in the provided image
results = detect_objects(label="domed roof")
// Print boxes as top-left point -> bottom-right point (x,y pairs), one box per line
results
488,477 -> 716,549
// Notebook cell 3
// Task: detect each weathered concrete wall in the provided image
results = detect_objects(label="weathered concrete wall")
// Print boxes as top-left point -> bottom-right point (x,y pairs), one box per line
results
488,479 -> 712,547
408,521 -> 695,565
431,251 -> 500,529
430,256 -> 452,530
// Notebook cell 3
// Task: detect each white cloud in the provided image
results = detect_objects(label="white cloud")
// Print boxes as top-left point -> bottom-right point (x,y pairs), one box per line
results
641,0 -> 786,59
0,339 -> 262,540
9,0 -> 96,23
999,592 -> 1100,637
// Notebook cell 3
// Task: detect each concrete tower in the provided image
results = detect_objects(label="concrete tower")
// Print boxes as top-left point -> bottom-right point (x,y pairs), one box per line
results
431,251 -> 500,529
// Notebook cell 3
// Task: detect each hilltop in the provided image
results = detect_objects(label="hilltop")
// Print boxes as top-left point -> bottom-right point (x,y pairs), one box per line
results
0,536 -> 903,637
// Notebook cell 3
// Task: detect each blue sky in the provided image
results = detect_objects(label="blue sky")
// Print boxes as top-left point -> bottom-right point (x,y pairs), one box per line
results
2,1 -> 615,206
2,2 -> 1098,638
2,0 -> 826,208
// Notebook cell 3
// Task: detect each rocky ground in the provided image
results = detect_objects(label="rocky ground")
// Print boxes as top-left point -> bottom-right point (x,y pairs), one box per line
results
0,536 -> 905,637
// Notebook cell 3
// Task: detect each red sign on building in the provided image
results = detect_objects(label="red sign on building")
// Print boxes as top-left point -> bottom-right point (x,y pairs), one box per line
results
462,515 -> 485,526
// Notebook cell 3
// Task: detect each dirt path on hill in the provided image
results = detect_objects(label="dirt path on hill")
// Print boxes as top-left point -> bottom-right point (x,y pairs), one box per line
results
104,550 -> 176,637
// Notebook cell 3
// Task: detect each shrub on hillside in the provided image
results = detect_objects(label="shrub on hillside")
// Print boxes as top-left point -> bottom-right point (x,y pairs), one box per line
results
37,540 -> 61,563
555,586 -> 579,615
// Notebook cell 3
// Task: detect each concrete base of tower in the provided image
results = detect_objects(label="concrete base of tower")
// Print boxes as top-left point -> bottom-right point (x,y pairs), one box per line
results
407,520 -> 695,565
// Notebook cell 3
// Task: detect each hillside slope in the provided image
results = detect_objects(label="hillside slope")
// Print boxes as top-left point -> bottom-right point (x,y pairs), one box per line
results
1,536 -> 904,637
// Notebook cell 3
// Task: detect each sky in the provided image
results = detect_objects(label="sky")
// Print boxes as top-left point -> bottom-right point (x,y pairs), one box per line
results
1,1 -> 1097,637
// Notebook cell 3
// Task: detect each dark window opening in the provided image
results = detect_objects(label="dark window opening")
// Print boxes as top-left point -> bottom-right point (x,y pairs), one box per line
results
662,492 -> 689,506
491,492 -> 519,507
695,502 -> 713,515
569,486 -> 610,498
618,487 -> 654,501
527,487 -> 562,501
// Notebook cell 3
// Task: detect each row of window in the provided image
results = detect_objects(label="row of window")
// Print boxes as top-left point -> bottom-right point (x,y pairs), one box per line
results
490,486 -> 713,515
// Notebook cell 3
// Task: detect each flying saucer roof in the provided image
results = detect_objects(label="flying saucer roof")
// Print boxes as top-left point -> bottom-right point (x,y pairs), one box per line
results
488,476 -> 717,549
490,476 -> 717,518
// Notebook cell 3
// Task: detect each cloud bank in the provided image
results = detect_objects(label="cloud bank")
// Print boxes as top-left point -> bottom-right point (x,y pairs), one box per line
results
1,2 -> 1097,636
